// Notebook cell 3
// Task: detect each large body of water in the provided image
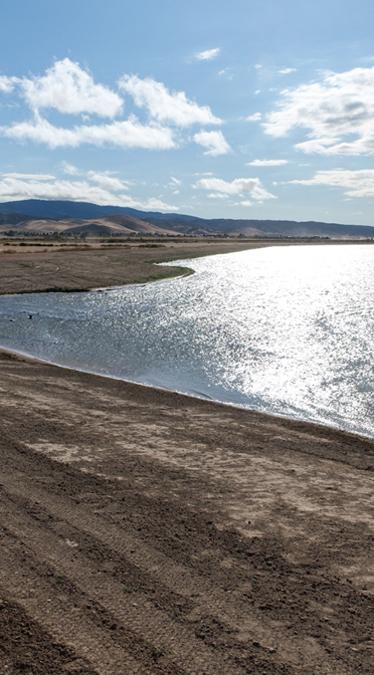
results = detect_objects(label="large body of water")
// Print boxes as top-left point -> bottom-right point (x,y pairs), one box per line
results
0,245 -> 373,437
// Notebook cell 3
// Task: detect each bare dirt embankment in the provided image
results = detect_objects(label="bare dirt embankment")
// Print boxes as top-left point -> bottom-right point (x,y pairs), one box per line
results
0,351 -> 373,674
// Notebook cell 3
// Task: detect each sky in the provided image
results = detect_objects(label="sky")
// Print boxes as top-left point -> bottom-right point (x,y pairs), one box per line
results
1,0 -> 374,224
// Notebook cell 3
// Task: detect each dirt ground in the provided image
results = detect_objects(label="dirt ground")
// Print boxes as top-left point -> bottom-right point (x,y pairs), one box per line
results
0,240 -> 272,294
0,350 -> 373,674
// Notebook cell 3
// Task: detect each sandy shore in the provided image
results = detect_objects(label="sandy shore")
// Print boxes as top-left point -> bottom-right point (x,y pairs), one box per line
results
0,349 -> 373,674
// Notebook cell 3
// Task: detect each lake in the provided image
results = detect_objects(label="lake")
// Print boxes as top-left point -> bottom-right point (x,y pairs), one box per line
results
0,244 -> 373,437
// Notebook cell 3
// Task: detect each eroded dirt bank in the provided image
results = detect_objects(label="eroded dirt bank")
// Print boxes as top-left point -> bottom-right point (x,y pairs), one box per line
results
0,351 -> 373,674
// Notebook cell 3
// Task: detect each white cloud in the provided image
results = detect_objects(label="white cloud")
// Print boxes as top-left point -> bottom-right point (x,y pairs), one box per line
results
193,130 -> 231,156
289,168 -> 374,198
0,76 -> 17,93
1,172 -> 55,181
207,192 -> 229,199
254,64 -> 263,70
194,48 -> 220,62
86,170 -> 130,191
245,112 -> 262,122
0,171 -> 178,211
263,66 -> 374,155
278,68 -> 297,75
20,58 -> 123,118
254,90 -> 261,96
238,200 -> 253,207
1,61 -> 224,157
195,176 -> 276,201
247,159 -> 288,166
119,75 -> 221,127
0,173 -> 125,204
1,115 -> 176,150
61,161 -> 80,175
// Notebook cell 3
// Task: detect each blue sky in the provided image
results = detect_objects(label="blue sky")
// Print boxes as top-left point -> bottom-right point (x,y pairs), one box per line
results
1,0 -> 374,223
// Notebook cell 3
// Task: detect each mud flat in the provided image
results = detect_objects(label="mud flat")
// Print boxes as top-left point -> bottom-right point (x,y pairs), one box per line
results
0,349 -> 373,674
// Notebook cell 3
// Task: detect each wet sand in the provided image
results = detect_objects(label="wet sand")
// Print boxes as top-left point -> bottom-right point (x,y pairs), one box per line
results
0,350 -> 373,674
0,241 -> 373,673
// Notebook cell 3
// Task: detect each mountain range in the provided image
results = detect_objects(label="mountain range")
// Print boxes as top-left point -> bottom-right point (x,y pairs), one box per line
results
0,199 -> 374,238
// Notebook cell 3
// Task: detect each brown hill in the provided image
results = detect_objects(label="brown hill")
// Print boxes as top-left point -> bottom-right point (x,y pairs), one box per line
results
0,215 -> 180,236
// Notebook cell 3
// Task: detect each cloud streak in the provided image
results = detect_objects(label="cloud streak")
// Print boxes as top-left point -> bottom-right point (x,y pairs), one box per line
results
194,48 -> 220,62
1,115 -> 176,150
289,168 -> 374,198
247,159 -> 288,167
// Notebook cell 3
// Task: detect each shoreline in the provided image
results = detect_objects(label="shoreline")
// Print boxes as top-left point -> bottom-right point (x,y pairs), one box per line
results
1,241 -> 373,441
1,343 -> 373,445
1,237 -> 372,296
0,348 -> 373,672
0,238 -> 271,295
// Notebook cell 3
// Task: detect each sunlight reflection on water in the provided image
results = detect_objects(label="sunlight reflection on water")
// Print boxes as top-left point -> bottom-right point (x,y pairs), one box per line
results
0,245 -> 373,437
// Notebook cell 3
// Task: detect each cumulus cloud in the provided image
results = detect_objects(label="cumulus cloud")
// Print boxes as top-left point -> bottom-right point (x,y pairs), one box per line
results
0,171 -> 178,211
278,68 -> 297,75
247,159 -> 288,166
194,48 -> 220,62
193,130 -> 230,156
195,176 -> 276,201
119,75 -> 221,127
20,58 -> 123,118
1,115 -> 176,150
0,60 -> 223,156
289,168 -> 374,198
263,66 -> 374,155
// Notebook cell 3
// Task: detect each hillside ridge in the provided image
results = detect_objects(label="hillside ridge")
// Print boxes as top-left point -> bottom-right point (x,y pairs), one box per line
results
1,199 -> 374,238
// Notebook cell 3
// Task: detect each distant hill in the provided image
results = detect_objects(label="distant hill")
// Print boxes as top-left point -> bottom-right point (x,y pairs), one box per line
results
0,199 -> 374,238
